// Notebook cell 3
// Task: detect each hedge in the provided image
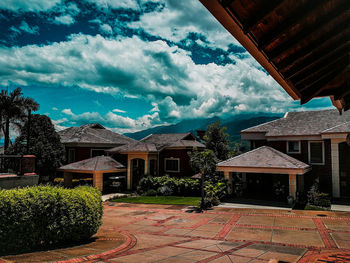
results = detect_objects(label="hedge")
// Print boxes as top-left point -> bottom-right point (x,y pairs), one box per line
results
137,175 -> 201,196
0,186 -> 103,255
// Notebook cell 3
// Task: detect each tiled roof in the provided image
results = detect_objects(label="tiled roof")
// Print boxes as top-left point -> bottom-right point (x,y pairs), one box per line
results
322,121 -> 350,134
217,146 -> 310,170
106,142 -> 158,153
58,123 -> 137,145
242,109 -> 350,137
107,133 -> 205,153
58,156 -> 125,171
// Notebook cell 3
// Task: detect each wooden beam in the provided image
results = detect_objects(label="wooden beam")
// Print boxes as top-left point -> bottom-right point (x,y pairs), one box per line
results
241,0 -> 282,34
268,8 -> 349,61
300,62 -> 349,104
281,33 -> 350,79
259,0 -> 329,50
292,46 -> 350,87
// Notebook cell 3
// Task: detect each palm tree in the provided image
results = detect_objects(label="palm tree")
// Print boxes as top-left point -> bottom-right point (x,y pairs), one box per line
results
0,88 -> 39,150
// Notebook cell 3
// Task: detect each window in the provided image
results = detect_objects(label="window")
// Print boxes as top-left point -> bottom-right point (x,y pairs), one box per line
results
91,149 -> 105,157
164,158 -> 180,172
309,141 -> 324,165
287,141 -> 300,153
68,149 -> 75,163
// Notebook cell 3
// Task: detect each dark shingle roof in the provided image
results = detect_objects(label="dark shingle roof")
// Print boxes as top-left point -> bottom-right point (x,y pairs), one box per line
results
242,109 -> 350,137
217,146 -> 310,170
106,142 -> 158,153
107,133 -> 205,153
58,123 -> 137,145
58,156 -> 125,171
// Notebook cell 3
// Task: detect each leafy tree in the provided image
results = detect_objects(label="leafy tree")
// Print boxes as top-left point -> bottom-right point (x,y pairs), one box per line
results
204,121 -> 230,161
189,149 -> 218,181
6,114 -> 65,181
0,88 -> 39,150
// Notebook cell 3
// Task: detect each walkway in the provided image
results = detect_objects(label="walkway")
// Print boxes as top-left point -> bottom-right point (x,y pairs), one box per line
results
2,203 -> 350,262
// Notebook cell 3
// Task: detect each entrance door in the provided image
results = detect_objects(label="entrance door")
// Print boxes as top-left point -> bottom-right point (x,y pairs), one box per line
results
131,158 -> 145,189
339,142 -> 350,199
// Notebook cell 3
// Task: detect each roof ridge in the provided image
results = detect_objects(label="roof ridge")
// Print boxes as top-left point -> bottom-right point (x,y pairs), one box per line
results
218,146 -> 265,164
321,120 -> 350,133
241,117 -> 282,133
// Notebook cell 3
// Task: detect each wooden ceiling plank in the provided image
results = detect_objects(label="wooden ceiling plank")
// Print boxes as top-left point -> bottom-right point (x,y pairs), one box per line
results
242,0 -> 283,33
289,43 -> 350,84
300,64 -> 349,104
259,0 -> 329,50
267,6 -> 350,60
280,33 -> 350,78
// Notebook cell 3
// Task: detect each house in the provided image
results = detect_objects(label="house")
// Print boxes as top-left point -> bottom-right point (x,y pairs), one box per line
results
218,109 -> 350,200
106,133 -> 205,190
58,123 -> 137,163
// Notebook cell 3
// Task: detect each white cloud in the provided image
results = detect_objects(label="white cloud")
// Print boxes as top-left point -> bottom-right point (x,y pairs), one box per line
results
54,14 -> 75,25
0,33 -> 296,127
100,24 -> 113,35
52,107 -> 58,110
86,0 -> 140,10
112,108 -> 126,113
60,108 -> 161,133
10,21 -> 39,35
0,0 -> 62,12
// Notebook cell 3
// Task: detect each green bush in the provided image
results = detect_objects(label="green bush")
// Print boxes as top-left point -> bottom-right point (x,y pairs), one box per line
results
137,175 -> 200,196
144,189 -> 157,196
0,185 -> 103,255
201,181 -> 227,209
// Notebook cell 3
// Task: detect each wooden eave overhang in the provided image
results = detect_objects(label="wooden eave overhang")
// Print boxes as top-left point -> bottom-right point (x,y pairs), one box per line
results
200,0 -> 350,111
57,168 -> 127,173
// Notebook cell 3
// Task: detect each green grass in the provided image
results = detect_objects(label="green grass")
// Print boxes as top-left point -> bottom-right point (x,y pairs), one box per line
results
111,196 -> 200,206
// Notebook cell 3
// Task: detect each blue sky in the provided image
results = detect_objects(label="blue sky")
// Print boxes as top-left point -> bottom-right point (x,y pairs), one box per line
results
0,0 -> 332,133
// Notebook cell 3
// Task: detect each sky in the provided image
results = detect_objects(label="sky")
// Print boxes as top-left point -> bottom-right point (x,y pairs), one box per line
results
0,0 -> 332,134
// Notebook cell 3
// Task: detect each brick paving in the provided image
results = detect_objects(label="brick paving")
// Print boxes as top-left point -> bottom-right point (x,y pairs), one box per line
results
2,203 -> 350,263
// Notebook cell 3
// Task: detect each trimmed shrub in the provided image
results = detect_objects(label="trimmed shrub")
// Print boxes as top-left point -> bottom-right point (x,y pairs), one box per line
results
137,175 -> 200,196
0,185 -> 103,255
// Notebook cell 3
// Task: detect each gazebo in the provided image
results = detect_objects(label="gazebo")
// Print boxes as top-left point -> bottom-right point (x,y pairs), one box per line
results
217,146 -> 311,199
58,156 -> 126,191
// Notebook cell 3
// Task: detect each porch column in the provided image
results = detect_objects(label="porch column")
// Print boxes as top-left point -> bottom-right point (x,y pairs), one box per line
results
93,171 -> 103,192
127,156 -> 132,190
331,139 -> 341,198
289,174 -> 296,198
224,170 -> 233,195
64,172 -> 72,188
144,155 -> 149,175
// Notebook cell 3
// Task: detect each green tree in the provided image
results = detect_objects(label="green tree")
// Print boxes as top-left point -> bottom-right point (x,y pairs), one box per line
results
0,88 -> 39,150
6,114 -> 65,181
204,121 -> 230,161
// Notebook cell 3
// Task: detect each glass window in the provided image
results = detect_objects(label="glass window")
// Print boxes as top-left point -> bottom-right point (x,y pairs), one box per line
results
68,149 -> 75,163
165,158 -> 179,172
287,141 -> 300,153
309,142 -> 324,164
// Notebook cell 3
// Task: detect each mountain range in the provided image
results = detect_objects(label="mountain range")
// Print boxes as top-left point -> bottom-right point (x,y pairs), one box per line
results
124,113 -> 282,142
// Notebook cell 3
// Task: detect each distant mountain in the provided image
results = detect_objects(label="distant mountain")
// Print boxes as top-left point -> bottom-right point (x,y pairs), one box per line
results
124,113 -> 282,142
125,116 -> 220,140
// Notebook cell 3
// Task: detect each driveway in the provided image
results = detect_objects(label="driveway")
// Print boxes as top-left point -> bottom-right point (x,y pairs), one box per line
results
2,203 -> 350,262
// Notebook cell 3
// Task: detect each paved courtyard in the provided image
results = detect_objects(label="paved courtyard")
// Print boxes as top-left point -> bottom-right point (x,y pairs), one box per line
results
2,203 -> 350,263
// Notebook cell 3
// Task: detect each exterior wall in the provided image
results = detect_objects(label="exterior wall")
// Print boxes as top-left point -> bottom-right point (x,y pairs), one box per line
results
250,139 -> 333,195
64,147 -> 110,163
159,149 -> 194,177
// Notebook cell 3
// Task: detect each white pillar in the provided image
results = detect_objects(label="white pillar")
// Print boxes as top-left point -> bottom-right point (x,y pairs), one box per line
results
127,157 -> 132,190
331,139 -> 340,198
289,174 -> 296,198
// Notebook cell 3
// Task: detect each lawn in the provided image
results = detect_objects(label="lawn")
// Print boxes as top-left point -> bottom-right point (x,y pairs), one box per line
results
111,196 -> 200,206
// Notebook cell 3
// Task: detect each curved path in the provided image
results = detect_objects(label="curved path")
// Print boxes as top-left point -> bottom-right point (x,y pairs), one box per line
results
2,203 -> 350,262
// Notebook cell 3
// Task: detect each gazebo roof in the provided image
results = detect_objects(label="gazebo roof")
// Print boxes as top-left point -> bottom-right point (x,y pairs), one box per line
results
58,156 -> 125,173
217,146 -> 311,175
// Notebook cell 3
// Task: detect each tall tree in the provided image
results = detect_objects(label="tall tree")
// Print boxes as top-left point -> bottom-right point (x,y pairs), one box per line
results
7,114 -> 65,181
204,121 -> 230,161
0,88 -> 39,150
